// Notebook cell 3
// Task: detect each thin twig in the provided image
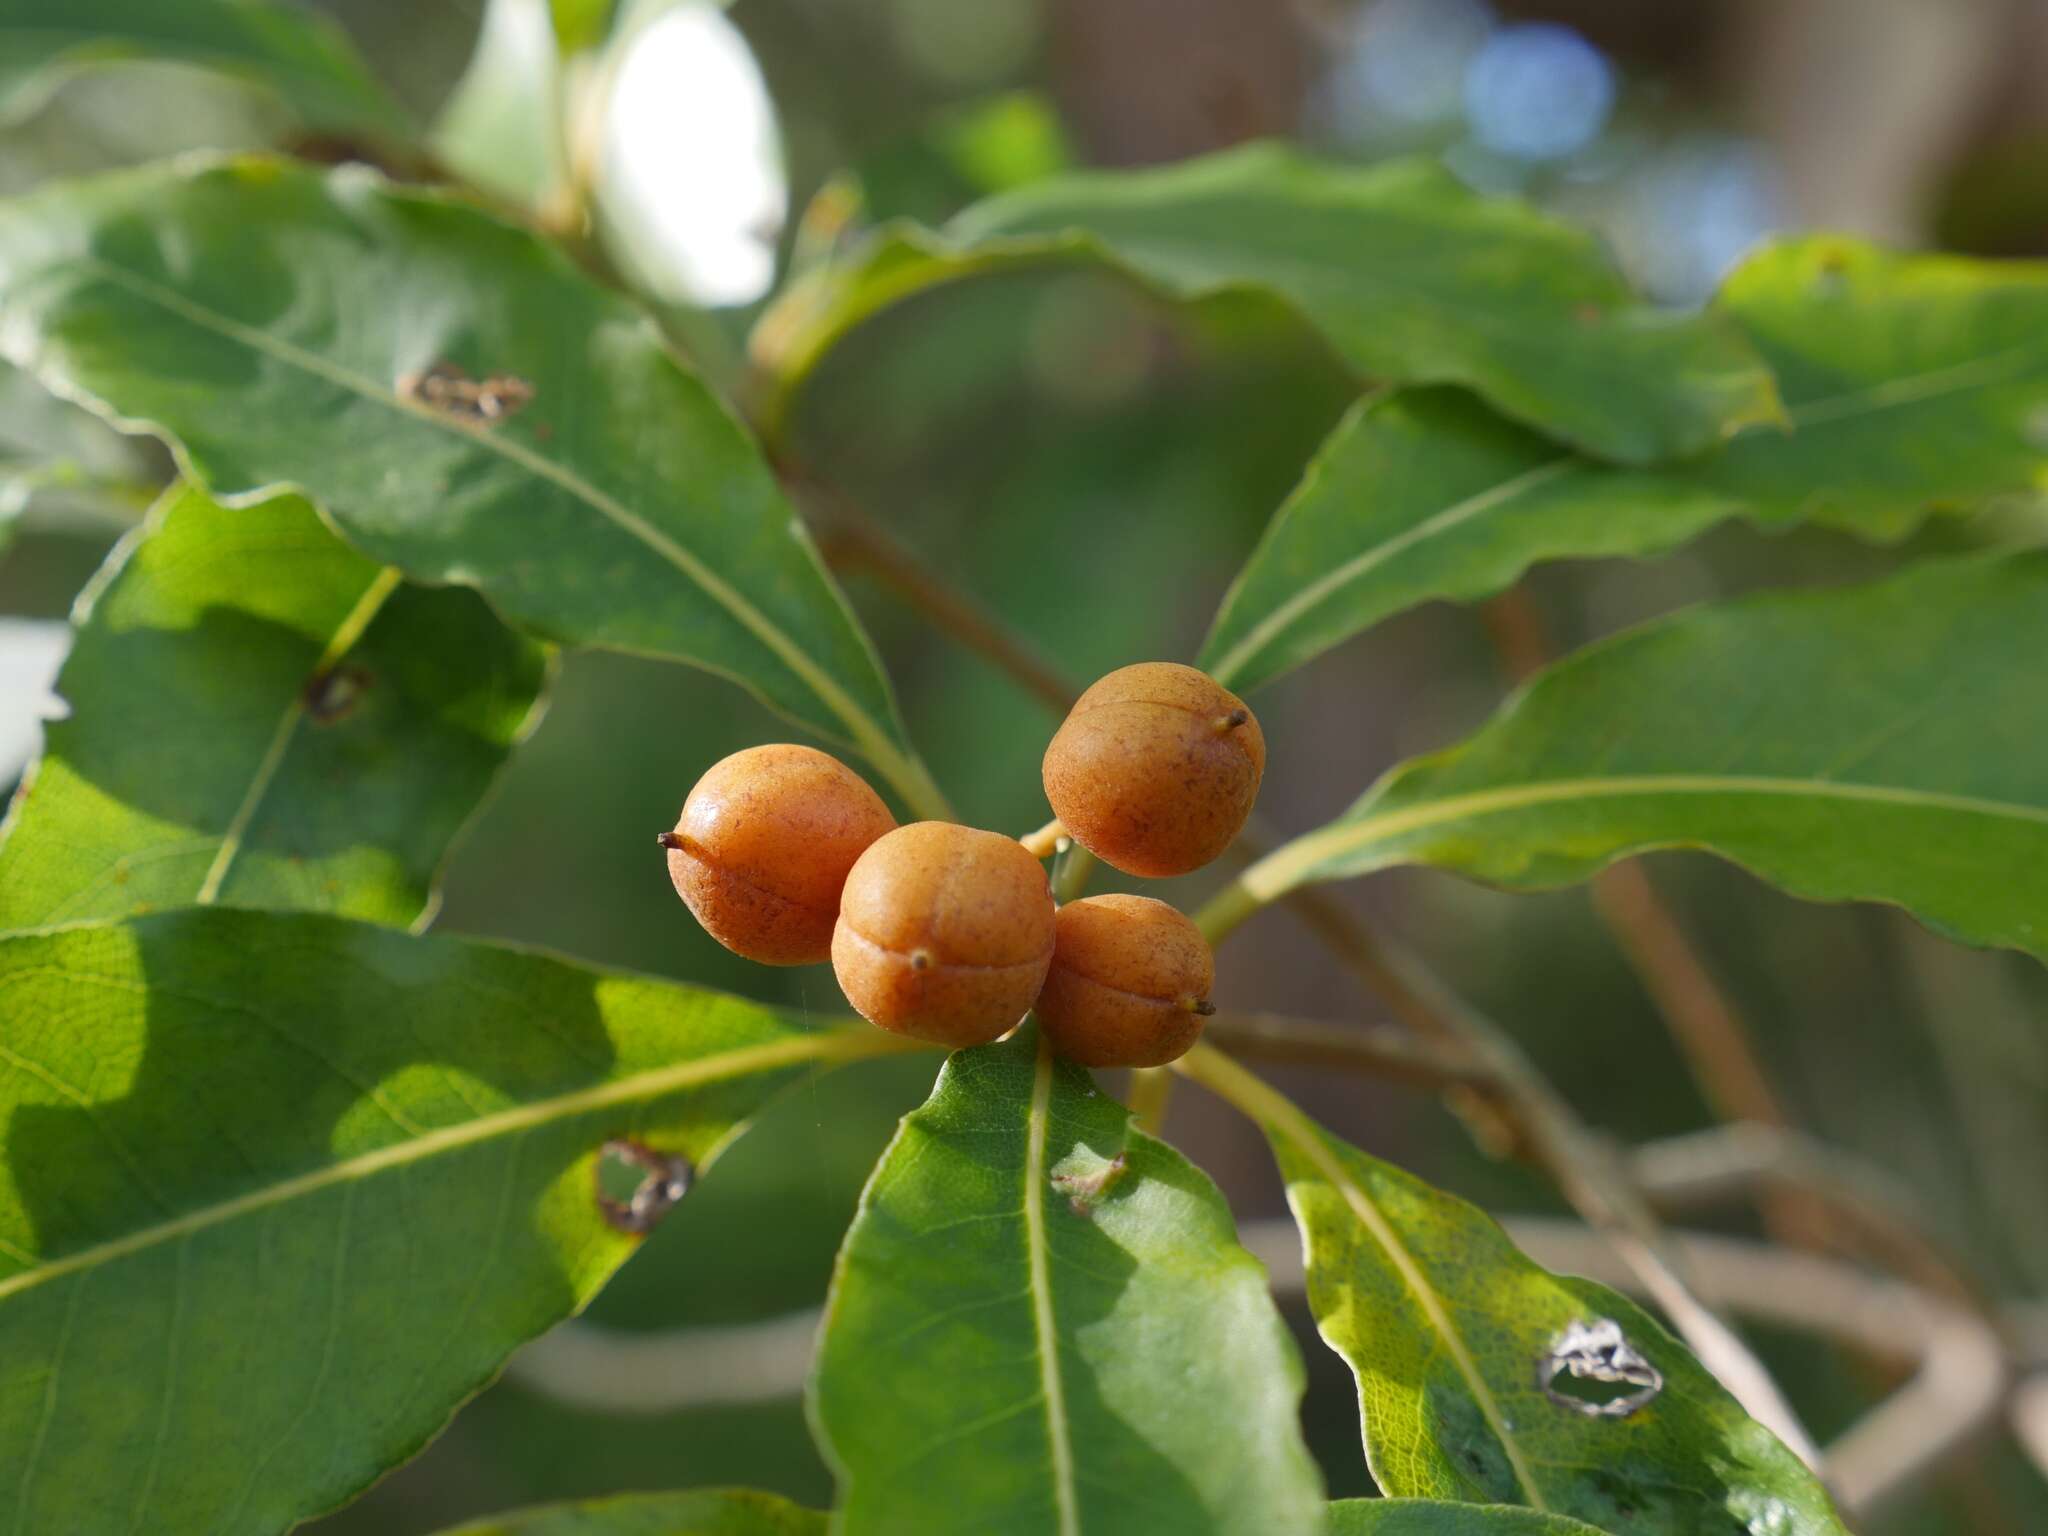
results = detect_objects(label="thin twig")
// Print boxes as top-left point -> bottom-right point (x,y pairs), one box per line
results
1201,1010 -> 1489,1091
1632,1122 -> 1985,1309
784,465 -> 1082,717
1212,1019 -> 1996,1321
1224,821 -> 1528,1154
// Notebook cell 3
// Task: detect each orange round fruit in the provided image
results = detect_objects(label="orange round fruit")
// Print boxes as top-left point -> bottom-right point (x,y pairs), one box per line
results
662,744 -> 894,966
833,822 -> 1056,1047
1042,662 -> 1264,878
1034,894 -> 1214,1067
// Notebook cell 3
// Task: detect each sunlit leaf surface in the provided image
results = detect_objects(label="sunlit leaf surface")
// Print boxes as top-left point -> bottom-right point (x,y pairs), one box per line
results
0,481 -> 548,929
0,156 -> 944,815
1239,553 -> 2048,968
813,1027 -> 1323,1536
0,910 -> 909,1535
1179,1050 -> 1847,1535
1326,1501 -> 1613,1535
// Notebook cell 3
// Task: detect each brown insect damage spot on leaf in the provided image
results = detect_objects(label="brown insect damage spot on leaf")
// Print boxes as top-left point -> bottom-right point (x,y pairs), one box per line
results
397,360 -> 535,425
594,1138 -> 695,1235
304,663 -> 373,724
1050,1147 -> 1127,1217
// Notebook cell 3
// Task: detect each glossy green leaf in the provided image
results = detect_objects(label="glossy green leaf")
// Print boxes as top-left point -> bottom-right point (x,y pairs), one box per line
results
1182,1051 -> 1845,1535
812,1027 -> 1323,1536
1235,552 -> 2048,967
0,481 -> 548,930
1326,1501 -> 1610,1536
0,0 -> 410,139
1202,238 -> 2048,693
430,1487 -> 825,1535
0,156 -> 946,816
754,144 -> 1781,464
0,908 -> 913,1536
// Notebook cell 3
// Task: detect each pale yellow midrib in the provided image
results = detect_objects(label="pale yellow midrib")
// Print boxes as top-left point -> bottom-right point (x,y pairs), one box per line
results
1178,1046 -> 1547,1509
1023,1037 -> 1080,1536
1295,1131 -> 1549,1508
0,1029 -> 884,1306
194,563 -> 402,905
1248,772 -> 2048,899
1209,456 -> 1575,687
1210,337 -> 2048,686
1784,338 -> 2048,427
69,256 -> 919,796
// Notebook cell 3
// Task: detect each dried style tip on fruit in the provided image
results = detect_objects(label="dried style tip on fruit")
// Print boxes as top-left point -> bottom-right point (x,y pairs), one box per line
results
833,821 -> 1057,1048
1035,894 -> 1214,1068
662,743 -> 895,966
1042,662 -> 1265,878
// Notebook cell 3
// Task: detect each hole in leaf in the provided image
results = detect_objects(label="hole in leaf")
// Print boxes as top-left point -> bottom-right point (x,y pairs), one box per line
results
594,1138 -> 693,1235
1538,1317 -> 1662,1419
1545,1368 -> 1641,1411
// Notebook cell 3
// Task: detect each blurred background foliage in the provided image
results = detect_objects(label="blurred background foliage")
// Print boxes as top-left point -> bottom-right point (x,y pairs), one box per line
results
2,1 -> 2045,1531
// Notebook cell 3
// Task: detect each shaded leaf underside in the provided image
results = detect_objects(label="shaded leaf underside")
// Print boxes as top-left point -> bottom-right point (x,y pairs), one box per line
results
757,143 -> 1779,465
0,0 -> 411,138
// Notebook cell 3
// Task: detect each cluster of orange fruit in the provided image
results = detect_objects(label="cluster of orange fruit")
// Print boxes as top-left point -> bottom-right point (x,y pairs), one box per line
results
660,663 -> 1263,1068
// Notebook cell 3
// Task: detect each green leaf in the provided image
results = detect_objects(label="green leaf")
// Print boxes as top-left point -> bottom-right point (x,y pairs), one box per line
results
0,155 -> 947,817
0,907 -> 913,1536
428,1487 -> 826,1535
754,144 -> 1781,464
0,357 -> 154,528
812,1027 -> 1324,1536
1201,238 -> 2048,693
1703,235 -> 2048,537
1234,552 -> 2048,967
1326,1501 -> 1610,1536
549,0 -> 618,56
0,0 -> 411,140
1199,389 -> 1654,693
0,481 -> 548,930
1182,1051 -> 1846,1535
